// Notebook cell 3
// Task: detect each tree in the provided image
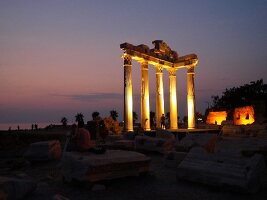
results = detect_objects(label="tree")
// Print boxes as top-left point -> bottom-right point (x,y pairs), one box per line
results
61,117 -> 68,127
133,111 -> 138,124
211,79 -> 266,109
92,111 -> 100,121
75,112 -> 84,127
209,79 -> 267,119
103,117 -> 122,135
110,110 -> 118,121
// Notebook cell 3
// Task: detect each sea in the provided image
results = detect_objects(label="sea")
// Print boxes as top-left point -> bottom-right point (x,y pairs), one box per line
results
0,122 -> 59,131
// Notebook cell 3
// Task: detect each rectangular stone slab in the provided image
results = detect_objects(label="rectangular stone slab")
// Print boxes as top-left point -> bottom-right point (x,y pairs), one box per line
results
60,150 -> 151,183
176,147 -> 266,193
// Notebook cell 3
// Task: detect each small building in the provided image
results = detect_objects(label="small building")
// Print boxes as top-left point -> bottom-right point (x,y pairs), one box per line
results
233,106 -> 255,125
206,111 -> 227,125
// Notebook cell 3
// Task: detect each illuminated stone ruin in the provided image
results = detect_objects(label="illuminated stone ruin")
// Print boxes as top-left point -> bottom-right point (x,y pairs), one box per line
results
233,106 -> 255,125
206,111 -> 227,125
206,106 -> 255,126
120,40 -> 198,132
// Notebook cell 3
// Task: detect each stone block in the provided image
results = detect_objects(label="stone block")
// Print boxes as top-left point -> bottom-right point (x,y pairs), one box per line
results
0,176 -> 37,199
244,124 -> 266,136
135,135 -> 175,154
24,140 -> 62,162
175,133 -> 216,152
164,151 -> 187,169
60,150 -> 151,183
113,140 -> 135,150
156,129 -> 175,139
222,125 -> 244,136
176,147 -> 266,193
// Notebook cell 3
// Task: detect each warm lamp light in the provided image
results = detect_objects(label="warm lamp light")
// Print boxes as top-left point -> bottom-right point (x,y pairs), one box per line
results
206,111 -> 227,125
233,106 -> 255,125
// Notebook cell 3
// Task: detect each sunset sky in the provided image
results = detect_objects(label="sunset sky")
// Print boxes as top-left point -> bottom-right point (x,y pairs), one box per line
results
0,0 -> 266,128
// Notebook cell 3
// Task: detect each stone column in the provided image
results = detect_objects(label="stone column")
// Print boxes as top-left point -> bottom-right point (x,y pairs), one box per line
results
169,68 -> 178,130
155,65 -> 165,128
123,54 -> 133,132
141,61 -> 150,131
187,66 -> 196,129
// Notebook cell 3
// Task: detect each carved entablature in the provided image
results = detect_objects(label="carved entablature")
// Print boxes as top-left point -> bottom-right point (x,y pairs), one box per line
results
152,40 -> 171,54
120,41 -> 198,70
137,44 -> 150,54
187,66 -> 195,74
152,40 -> 178,62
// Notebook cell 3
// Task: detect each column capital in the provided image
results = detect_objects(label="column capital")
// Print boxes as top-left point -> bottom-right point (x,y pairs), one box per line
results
156,64 -> 163,73
140,61 -> 149,70
187,66 -> 195,74
168,68 -> 176,76
123,53 -> 132,65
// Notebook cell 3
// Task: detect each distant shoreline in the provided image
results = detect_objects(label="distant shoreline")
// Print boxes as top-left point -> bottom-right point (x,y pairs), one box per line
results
0,122 -> 59,131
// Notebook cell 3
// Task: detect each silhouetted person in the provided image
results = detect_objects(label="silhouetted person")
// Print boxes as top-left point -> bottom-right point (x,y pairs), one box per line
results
35,124 -> 38,130
31,124 -> 34,130
17,125 -> 20,131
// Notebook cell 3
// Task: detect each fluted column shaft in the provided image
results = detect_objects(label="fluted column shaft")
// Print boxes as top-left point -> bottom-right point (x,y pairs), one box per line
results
123,54 -> 133,132
187,67 -> 196,129
156,66 -> 165,128
141,62 -> 151,131
169,69 -> 178,130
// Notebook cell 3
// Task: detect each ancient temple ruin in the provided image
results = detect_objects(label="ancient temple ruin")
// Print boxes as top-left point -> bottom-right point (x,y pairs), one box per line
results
120,40 -> 198,132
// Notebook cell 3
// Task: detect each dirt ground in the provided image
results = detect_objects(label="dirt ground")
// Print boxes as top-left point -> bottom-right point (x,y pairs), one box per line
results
1,149 -> 267,200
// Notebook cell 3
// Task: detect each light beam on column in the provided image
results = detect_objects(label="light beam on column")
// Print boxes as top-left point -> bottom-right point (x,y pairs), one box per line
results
123,53 -> 133,132
140,61 -> 151,131
187,66 -> 196,129
169,68 -> 178,130
155,65 -> 165,128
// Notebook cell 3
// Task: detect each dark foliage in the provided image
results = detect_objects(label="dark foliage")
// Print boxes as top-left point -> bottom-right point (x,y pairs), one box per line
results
92,111 -> 100,121
209,79 -> 267,119
211,79 -> 266,110
110,110 -> 118,121
75,113 -> 85,127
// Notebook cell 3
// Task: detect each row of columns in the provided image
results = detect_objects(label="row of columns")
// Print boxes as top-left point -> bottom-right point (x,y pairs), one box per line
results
123,54 -> 196,132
